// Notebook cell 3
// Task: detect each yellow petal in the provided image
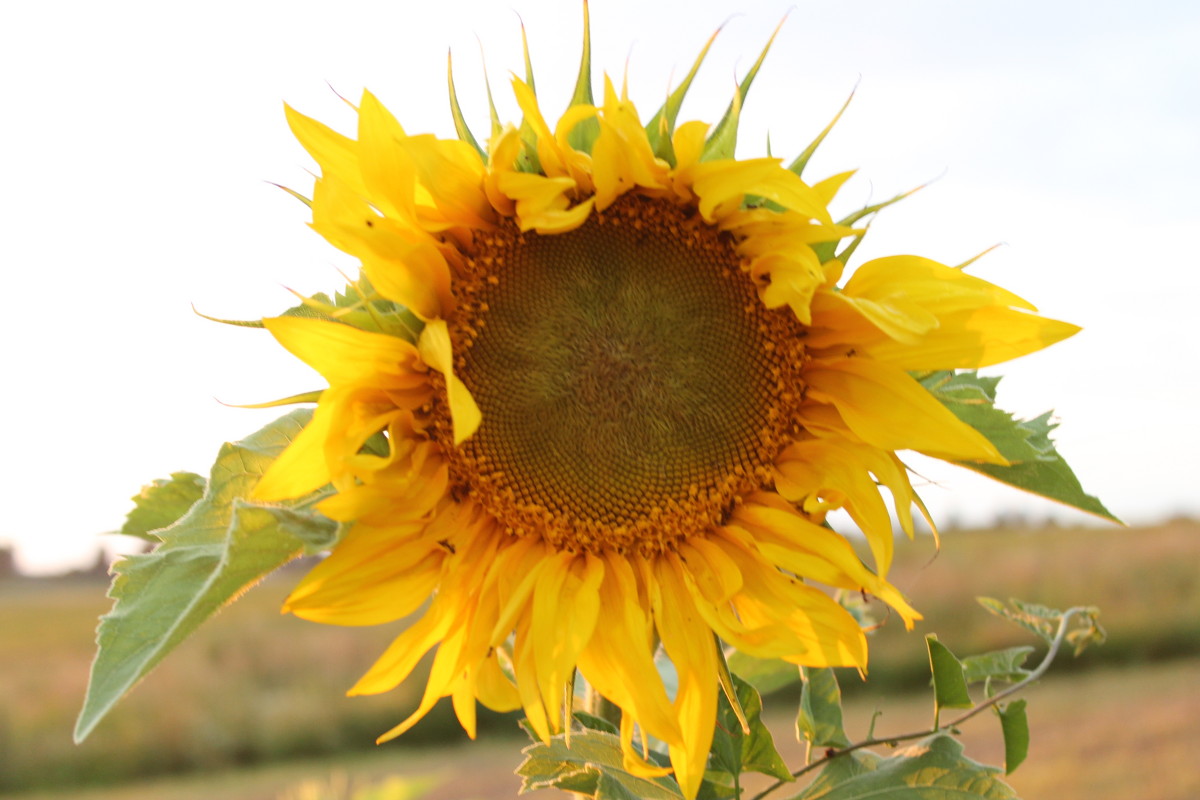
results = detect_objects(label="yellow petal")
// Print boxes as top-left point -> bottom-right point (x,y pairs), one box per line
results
356,89 -> 419,224
252,399 -> 335,501
804,357 -> 1006,463
284,103 -> 367,198
285,529 -> 443,625
863,307 -> 1081,370
655,557 -> 718,800
263,316 -> 421,386
417,319 -> 481,444
577,555 -> 681,746
309,174 -> 453,319
732,497 -> 920,627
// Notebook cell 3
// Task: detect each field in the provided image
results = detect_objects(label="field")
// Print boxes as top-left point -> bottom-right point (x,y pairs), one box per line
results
2,518 -> 1197,799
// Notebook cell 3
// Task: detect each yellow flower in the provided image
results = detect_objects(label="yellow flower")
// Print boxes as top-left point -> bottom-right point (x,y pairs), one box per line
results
252,12 -> 1077,798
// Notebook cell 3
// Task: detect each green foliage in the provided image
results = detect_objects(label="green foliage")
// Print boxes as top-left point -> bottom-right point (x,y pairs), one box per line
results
711,674 -> 793,785
794,734 -> 1019,800
977,598 -> 1106,656
75,410 -> 338,743
960,648 -> 1033,685
995,700 -> 1029,775
797,667 -> 850,749
926,636 -> 973,712
518,729 -> 685,799
919,371 -> 1117,522
198,278 -> 421,343
118,471 -> 206,541
921,634 -> 1038,777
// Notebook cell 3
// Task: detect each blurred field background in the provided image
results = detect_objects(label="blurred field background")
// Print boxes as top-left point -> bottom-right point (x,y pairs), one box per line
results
2,518 -> 1197,800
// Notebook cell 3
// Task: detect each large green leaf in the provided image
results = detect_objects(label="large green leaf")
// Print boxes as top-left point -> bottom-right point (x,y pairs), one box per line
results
795,734 -> 1020,799
118,472 -> 206,541
919,371 -> 1118,522
711,674 -> 792,783
518,729 -> 684,799
797,667 -> 851,749
75,410 -> 337,742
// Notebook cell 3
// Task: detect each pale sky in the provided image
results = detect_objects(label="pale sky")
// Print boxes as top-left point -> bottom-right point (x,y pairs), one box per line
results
2,0 -> 1197,574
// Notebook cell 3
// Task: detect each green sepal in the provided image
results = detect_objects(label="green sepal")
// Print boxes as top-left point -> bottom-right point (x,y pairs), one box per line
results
711,673 -> 792,783
268,181 -> 312,208
117,472 -> 207,542
565,0 -> 600,154
927,635 -> 973,717
797,667 -> 851,749
701,18 -> 784,162
919,371 -> 1118,522
795,734 -> 1019,800
515,18 -> 542,174
518,729 -> 684,799
479,43 -> 503,141
811,185 -> 922,266
995,699 -> 1030,775
788,88 -> 855,179
447,51 -> 485,158
228,389 -> 324,410
75,410 -> 338,743
193,276 -> 420,343
644,28 -> 720,166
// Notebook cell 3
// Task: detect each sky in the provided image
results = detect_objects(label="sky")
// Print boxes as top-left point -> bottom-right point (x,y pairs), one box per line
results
1,0 -> 1197,574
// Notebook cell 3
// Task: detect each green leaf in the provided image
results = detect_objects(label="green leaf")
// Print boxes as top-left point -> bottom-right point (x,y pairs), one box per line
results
995,700 -> 1029,775
796,734 -> 1020,799
726,651 -> 802,696
118,472 -> 206,541
797,667 -> 851,749
919,371 -> 1118,522
961,647 -> 1034,684
976,597 -> 1058,643
518,729 -> 684,799
572,710 -> 619,736
926,636 -> 973,712
712,674 -> 793,783
75,410 -> 336,742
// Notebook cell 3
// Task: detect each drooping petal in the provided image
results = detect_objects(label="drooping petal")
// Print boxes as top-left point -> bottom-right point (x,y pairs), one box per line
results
654,556 -> 718,800
804,357 -> 1006,463
417,319 -> 481,444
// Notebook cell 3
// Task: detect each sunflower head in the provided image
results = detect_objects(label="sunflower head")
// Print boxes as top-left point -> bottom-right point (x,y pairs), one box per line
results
251,10 -> 1079,798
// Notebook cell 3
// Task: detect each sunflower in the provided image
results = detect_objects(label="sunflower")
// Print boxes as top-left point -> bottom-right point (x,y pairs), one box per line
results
251,12 -> 1077,798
